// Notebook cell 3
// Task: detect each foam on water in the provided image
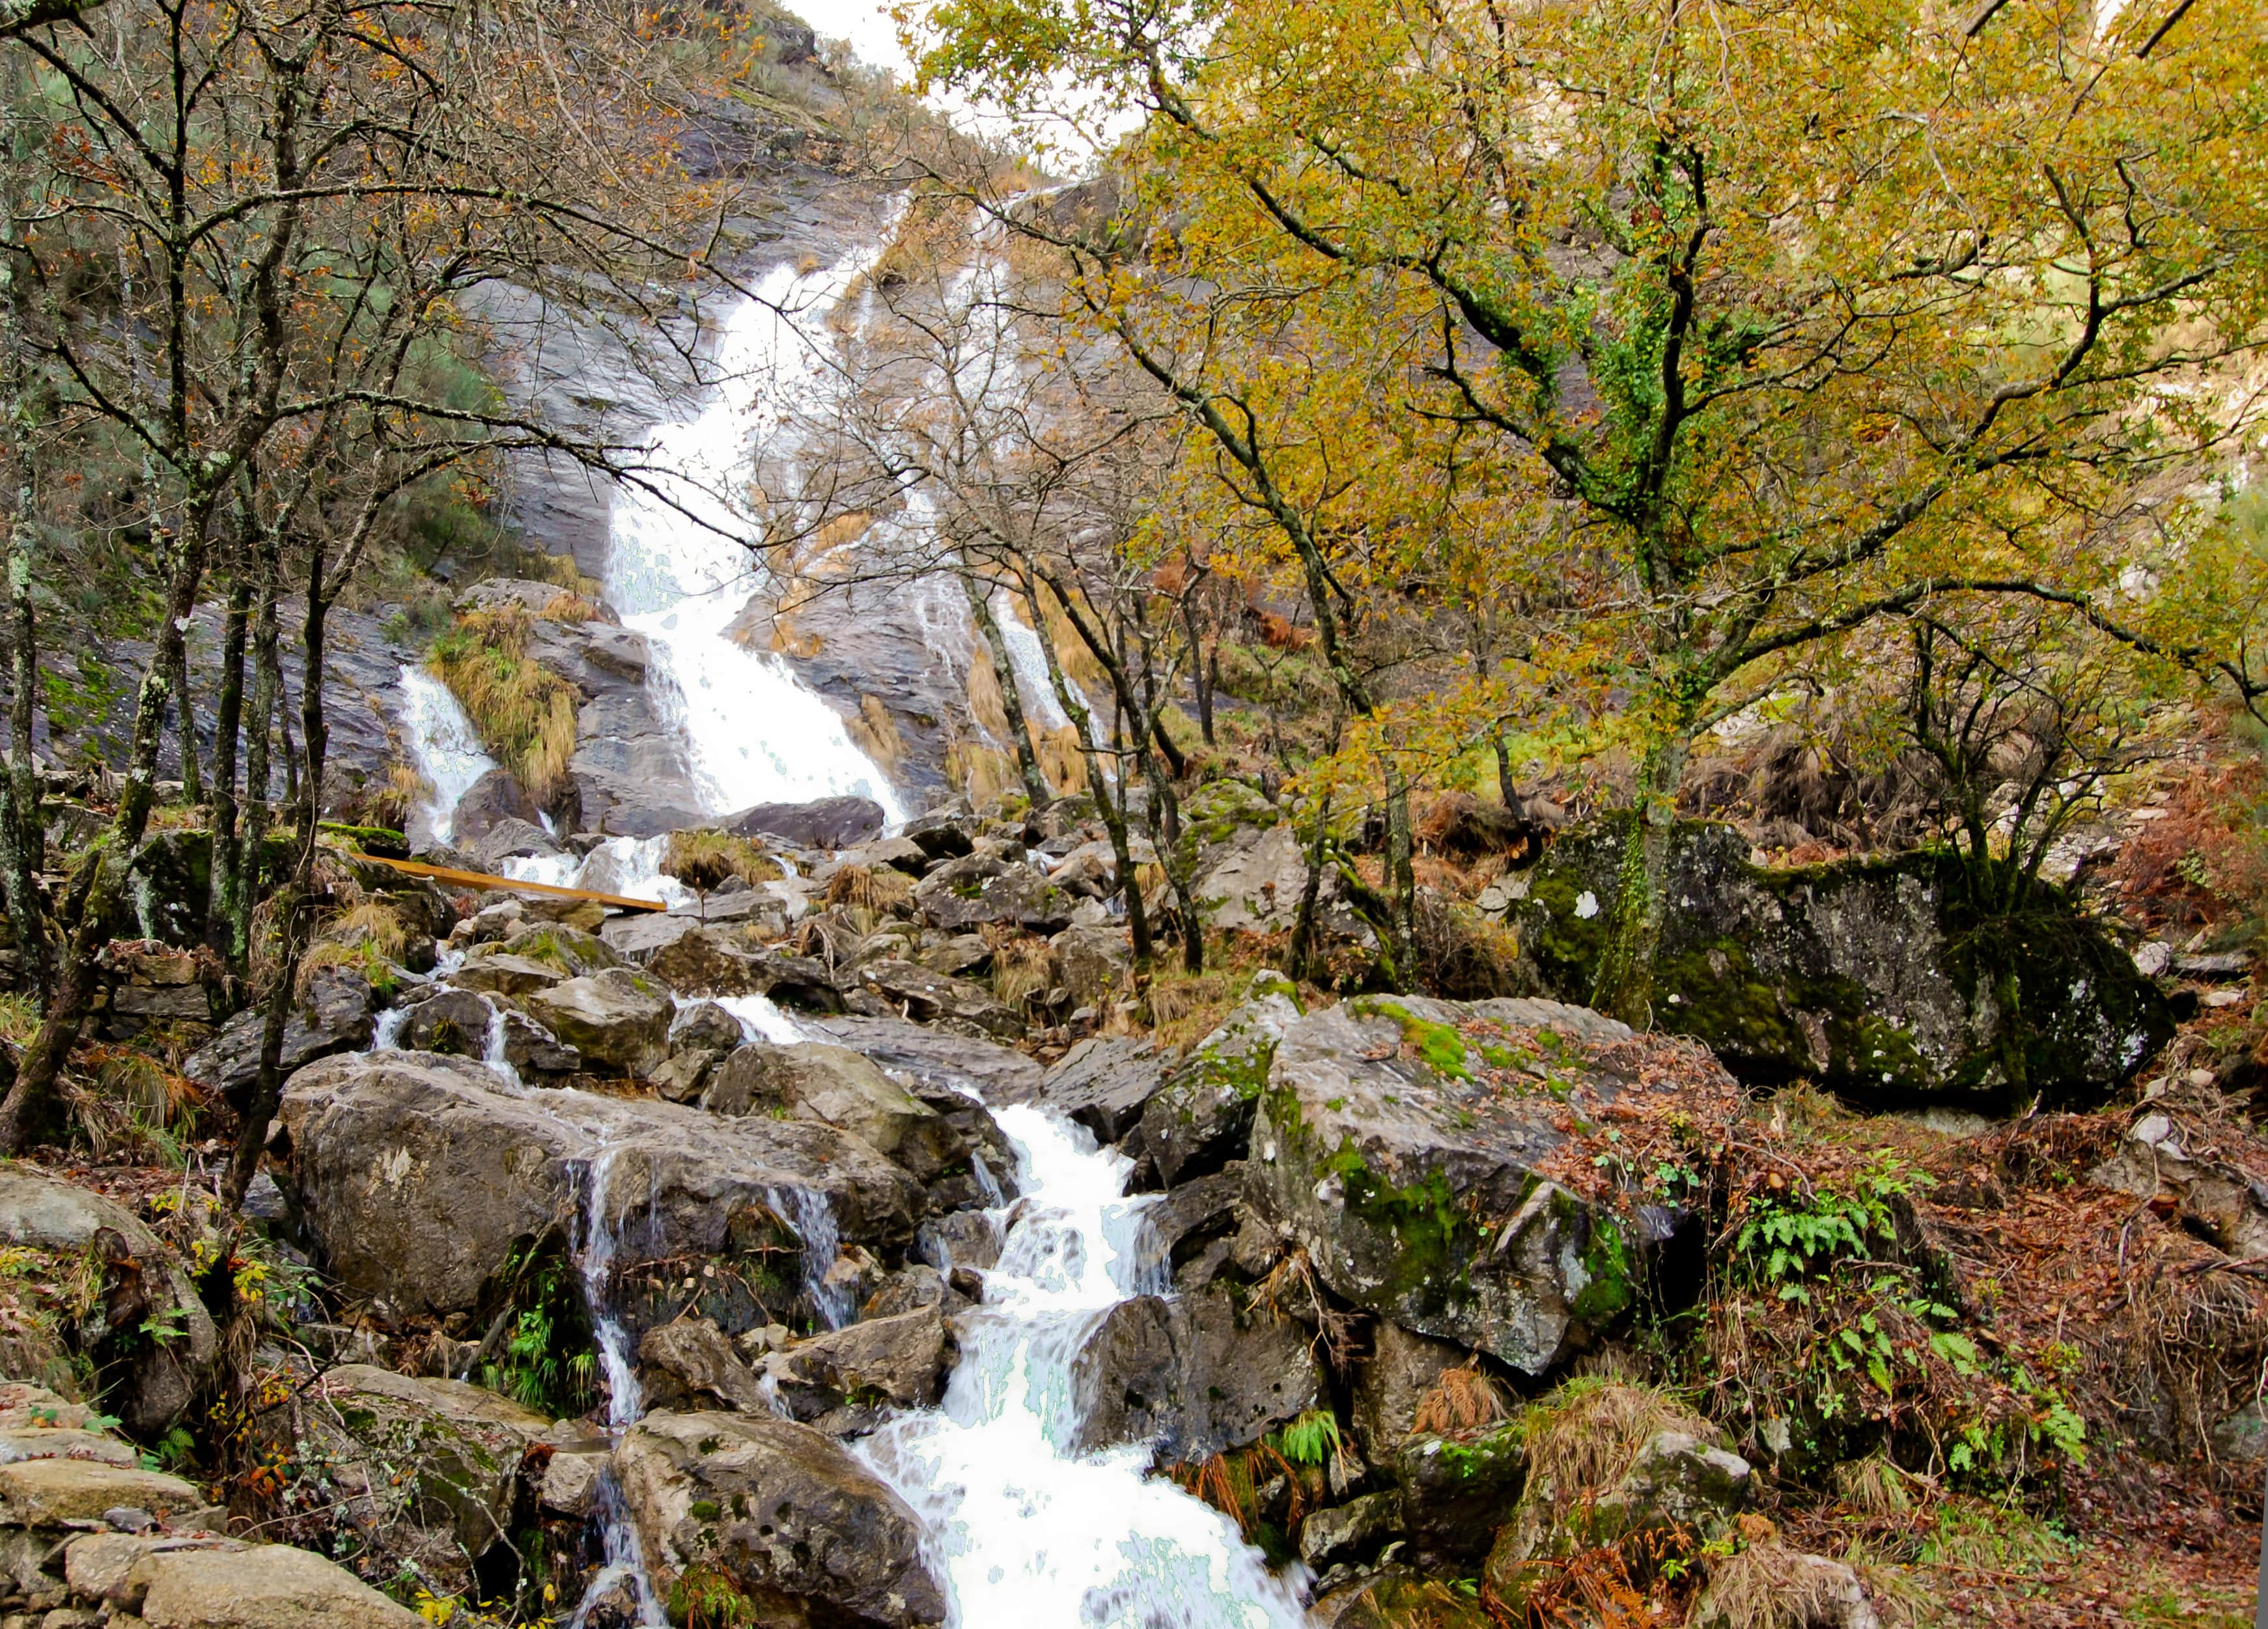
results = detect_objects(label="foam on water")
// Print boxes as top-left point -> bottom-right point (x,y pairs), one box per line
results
859,1104 -> 1310,1629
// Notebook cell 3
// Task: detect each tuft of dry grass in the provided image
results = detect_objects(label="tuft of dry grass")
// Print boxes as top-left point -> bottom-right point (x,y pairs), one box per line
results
539,591 -> 602,623
1691,1542 -> 1883,1629
987,930 -> 1054,1008
1410,1363 -> 1516,1437
821,861 -> 912,913
428,605 -> 578,806
1522,1378 -> 1712,1502
1833,1455 -> 1922,1518
665,829 -> 783,891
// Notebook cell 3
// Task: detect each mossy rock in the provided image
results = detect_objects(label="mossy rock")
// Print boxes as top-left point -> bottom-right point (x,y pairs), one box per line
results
1510,818 -> 2172,1108
1245,995 -> 1670,1375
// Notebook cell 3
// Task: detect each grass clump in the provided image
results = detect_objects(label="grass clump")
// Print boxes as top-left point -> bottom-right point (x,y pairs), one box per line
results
820,861 -> 912,913
663,828 -> 784,891
428,604 -> 577,806
1521,1378 -> 1712,1500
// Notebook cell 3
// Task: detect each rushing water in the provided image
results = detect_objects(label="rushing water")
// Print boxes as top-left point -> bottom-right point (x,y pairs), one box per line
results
604,254 -> 907,824
860,1105 -> 1311,1629
397,666 -> 499,848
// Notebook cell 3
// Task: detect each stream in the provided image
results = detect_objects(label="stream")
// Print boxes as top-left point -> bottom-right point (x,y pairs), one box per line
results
391,227 -> 1311,1622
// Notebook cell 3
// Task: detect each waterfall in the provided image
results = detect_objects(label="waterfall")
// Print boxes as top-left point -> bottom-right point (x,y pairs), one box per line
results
859,1103 -> 1311,1629
566,1142 -> 669,1629
397,665 -> 497,848
604,252 -> 908,825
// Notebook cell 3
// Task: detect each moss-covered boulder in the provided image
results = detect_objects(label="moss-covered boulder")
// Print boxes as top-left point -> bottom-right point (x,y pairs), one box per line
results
1139,971 -> 1302,1186
1245,995 -> 1685,1375
1508,818 -> 2172,1108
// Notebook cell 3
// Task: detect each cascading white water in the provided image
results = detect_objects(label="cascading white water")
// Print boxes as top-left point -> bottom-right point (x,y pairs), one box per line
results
860,1104 -> 1311,1629
397,665 -> 499,848
501,835 -> 694,910
566,1143 -> 669,1629
606,255 -> 908,825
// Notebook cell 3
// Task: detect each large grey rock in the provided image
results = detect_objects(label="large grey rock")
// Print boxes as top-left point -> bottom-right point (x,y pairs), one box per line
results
522,966 -> 672,1076
451,768 -> 539,844
471,816 -> 560,870
182,968 -> 376,1101
397,986 -> 496,1055
1140,974 -> 1301,1186
1511,818 -> 2174,1107
1048,921 -> 1130,1002
0,1171 -> 217,1436
1300,1490 -> 1404,1570
279,1051 -> 923,1323
1485,1427 -> 1753,1609
1069,1285 -> 1322,1464
721,794 -> 888,849
122,1538 -> 425,1627
704,1042 -> 966,1182
912,854 -> 1077,935
643,923 -> 778,997
638,1317 -> 769,1413
1393,1422 -> 1528,1563
617,1410 -> 946,1628
766,1306 -> 953,1427
1245,996 -> 1656,1374
1352,1320 -> 1472,1455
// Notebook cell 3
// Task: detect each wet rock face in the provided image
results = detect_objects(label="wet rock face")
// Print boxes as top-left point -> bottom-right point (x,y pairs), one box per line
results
452,768 -> 540,844
279,1051 -> 922,1324
1510,818 -> 2172,1107
702,1041 -> 969,1183
184,968 -> 376,1104
912,854 -> 1077,936
1012,1036 -> 1164,1144
522,966 -> 672,1076
616,1410 -> 947,1629
1245,995 -> 1660,1375
1069,1285 -> 1323,1464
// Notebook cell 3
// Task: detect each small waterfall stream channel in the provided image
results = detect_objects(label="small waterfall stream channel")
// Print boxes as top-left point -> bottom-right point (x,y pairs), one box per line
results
386,232 -> 1313,1626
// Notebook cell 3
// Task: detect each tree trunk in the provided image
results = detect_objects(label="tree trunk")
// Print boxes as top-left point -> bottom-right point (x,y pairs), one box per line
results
0,840 -> 121,1150
1028,588 -> 1151,965
169,632 -> 203,806
1183,591 -> 1214,747
0,120 -> 46,1001
225,548 -> 328,1212
1495,733 -> 1519,813
1287,790 -> 1334,985
1,513 -> 40,1001
232,551 -> 281,968
0,507 -> 214,1150
1589,731 -> 1691,1027
206,572 -> 250,954
962,567 -> 1049,808
1382,762 -> 1417,991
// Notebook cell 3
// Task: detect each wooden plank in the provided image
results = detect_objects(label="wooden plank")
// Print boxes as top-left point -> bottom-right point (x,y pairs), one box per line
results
347,850 -> 668,913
